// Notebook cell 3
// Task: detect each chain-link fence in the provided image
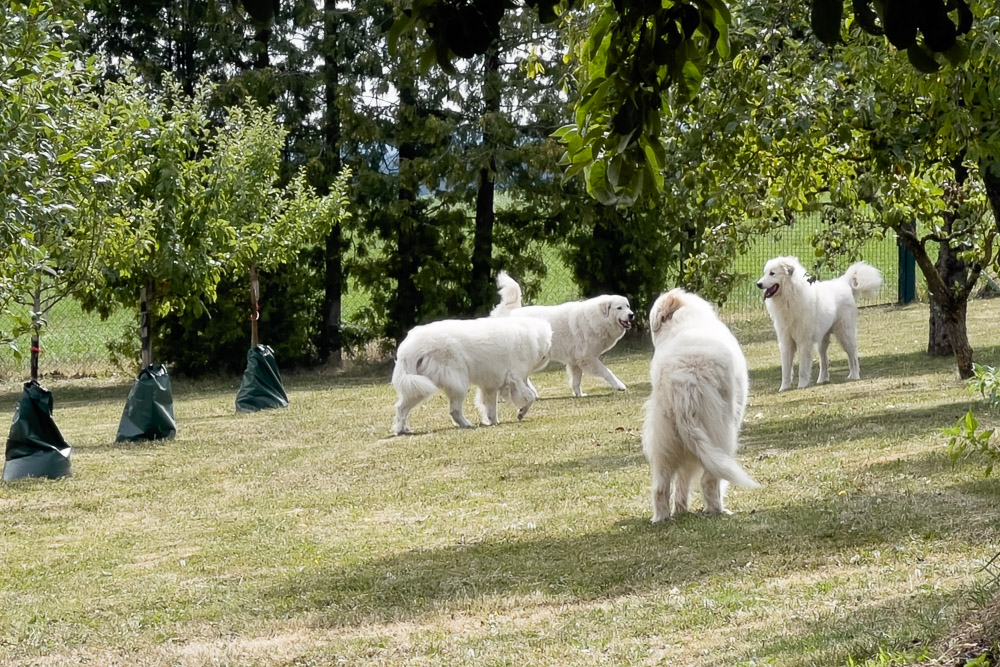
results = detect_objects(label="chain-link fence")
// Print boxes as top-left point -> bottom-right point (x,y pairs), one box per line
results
0,221 -> 908,379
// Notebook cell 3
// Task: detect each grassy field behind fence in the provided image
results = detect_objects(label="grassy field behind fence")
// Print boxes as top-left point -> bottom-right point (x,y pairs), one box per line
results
2,300 -> 1000,665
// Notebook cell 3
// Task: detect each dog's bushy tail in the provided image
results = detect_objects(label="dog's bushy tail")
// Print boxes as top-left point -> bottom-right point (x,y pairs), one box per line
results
491,270 -> 523,316
673,388 -> 760,489
391,356 -> 438,401
843,262 -> 883,300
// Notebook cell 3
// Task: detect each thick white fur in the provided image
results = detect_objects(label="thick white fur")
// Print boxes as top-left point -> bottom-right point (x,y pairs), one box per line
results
756,256 -> 882,391
391,316 -> 552,435
491,271 -> 633,397
643,289 -> 759,522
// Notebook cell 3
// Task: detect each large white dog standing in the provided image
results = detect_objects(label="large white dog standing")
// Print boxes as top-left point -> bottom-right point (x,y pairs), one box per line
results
491,271 -> 633,397
756,256 -> 882,391
391,317 -> 552,435
643,289 -> 759,522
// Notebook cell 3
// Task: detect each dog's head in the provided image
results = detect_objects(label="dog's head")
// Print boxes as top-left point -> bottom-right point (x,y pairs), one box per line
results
756,256 -> 803,301
649,288 -> 714,346
599,295 -> 635,331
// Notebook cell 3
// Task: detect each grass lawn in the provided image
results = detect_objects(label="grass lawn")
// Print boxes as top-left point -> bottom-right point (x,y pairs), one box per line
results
2,300 -> 1000,666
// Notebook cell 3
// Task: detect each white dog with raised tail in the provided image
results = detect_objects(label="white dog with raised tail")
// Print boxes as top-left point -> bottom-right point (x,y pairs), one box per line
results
756,256 -> 882,391
643,289 -> 759,522
491,271 -> 633,397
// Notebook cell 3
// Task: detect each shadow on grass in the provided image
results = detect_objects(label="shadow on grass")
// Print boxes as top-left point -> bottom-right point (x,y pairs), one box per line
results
743,402 -> 979,453
263,485 -> 996,628
749,344 -> 1000,395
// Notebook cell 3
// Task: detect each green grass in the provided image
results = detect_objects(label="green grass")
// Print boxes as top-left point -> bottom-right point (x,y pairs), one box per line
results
2,299 -> 1000,665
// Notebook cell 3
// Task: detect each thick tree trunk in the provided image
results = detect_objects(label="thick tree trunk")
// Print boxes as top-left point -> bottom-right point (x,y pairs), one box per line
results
927,240 -> 969,357
471,45 -> 501,314
983,161 -> 1000,233
387,85 -> 424,344
320,0 -> 344,366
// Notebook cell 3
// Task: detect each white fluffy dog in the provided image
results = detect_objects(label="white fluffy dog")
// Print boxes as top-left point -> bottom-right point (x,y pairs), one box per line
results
491,271 -> 634,397
756,256 -> 882,391
643,289 -> 759,522
391,317 -> 552,435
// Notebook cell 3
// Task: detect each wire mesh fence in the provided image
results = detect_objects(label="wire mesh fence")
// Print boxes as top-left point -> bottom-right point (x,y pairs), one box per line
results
0,219 -> 908,380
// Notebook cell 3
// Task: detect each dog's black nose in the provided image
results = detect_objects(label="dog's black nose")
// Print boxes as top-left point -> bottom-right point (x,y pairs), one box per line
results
755,281 -> 763,289
628,312 -> 635,320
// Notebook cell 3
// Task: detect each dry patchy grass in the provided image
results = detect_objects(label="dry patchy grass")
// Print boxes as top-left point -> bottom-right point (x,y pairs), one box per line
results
2,301 -> 1000,666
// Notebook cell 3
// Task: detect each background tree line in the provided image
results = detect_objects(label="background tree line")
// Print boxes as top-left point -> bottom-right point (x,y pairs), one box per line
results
3,0 -> 996,379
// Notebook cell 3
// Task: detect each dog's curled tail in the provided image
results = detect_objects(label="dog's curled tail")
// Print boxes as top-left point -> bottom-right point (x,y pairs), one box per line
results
391,356 -> 438,399
491,270 -> 523,315
844,262 -> 883,300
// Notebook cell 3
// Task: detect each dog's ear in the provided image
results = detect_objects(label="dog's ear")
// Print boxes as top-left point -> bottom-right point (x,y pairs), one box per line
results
650,293 -> 683,333
601,298 -> 612,318
780,260 -> 795,276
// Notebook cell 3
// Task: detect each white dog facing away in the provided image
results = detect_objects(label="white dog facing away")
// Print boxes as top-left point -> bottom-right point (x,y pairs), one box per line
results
756,256 -> 882,391
643,289 -> 759,522
491,271 -> 634,397
391,316 -> 552,435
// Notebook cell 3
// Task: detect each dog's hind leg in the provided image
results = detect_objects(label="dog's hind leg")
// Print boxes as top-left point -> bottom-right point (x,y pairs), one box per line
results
444,387 -> 474,428
701,474 -> 731,515
674,467 -> 694,515
567,364 -> 586,397
817,332 -> 832,384
475,387 -> 499,425
648,453 -> 673,523
582,358 -> 627,392
835,323 -> 862,380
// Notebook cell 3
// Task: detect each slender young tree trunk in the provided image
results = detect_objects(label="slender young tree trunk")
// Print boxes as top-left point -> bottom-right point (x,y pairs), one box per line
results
30,278 -> 41,383
471,44 -> 501,314
320,0 -> 344,366
249,264 -> 260,348
140,282 -> 153,369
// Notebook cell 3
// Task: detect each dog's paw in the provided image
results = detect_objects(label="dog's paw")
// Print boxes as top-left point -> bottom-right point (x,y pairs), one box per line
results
778,384 -> 791,392
614,383 -> 627,392
650,514 -> 672,524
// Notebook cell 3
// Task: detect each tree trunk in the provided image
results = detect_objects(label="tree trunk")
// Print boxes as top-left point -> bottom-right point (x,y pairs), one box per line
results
387,84 -> 423,343
140,282 -> 153,369
471,44 -> 501,314
30,279 -> 41,383
320,0 -> 344,367
249,264 -> 260,348
983,161 -> 1000,233
927,240 -> 969,357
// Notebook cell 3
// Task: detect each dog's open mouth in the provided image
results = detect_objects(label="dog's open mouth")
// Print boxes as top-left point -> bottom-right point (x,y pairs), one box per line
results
619,318 -> 632,329
763,284 -> 779,300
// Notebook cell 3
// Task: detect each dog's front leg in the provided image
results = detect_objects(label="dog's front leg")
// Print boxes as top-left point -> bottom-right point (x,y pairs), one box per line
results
779,337 -> 796,391
475,387 -> 499,425
797,343 -> 814,389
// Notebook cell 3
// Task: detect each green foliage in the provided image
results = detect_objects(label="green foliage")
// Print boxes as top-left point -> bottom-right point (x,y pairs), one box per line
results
943,364 -> 1000,477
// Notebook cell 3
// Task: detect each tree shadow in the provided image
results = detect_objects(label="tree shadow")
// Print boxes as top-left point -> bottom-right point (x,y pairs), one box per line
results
743,403 -> 979,453
262,486 -> 993,628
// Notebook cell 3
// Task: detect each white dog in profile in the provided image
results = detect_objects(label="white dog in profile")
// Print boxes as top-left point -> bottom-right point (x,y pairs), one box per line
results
491,271 -> 633,396
643,289 -> 759,522
391,317 -> 552,435
756,256 -> 882,391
